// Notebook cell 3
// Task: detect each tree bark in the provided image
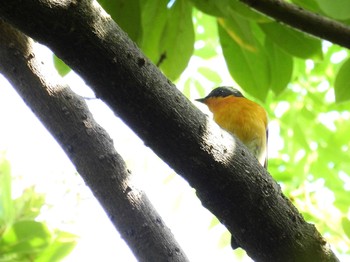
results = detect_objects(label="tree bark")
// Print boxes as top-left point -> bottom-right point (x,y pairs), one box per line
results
239,0 -> 350,49
0,0 -> 339,261
0,20 -> 189,262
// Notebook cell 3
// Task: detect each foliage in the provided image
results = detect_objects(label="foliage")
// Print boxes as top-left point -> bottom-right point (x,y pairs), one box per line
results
51,0 -> 350,259
54,0 -> 350,102
0,158 -> 77,262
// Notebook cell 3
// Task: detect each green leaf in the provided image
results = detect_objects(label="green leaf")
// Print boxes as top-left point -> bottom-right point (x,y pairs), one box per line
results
159,0 -> 195,80
292,58 -> 306,81
197,67 -> 222,85
193,10 -> 218,59
218,231 -> 230,248
334,57 -> 350,102
334,190 -> 350,213
265,39 -> 293,95
141,0 -> 194,80
291,0 -> 322,13
315,0 -> 350,20
182,78 -> 191,98
98,0 -> 142,43
13,186 -> 45,221
260,22 -> 323,60
53,55 -> 70,77
341,217 -> 350,240
140,0 -> 168,62
0,159 -> 13,228
218,17 -> 270,101
224,0 -> 271,22
293,121 -> 311,149
190,0 -> 269,22
35,231 -> 77,262
0,221 -> 50,255
189,0 -> 226,16
208,216 -> 220,229
193,79 -> 206,97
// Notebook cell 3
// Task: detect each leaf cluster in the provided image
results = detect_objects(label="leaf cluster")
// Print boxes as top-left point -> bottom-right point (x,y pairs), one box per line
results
63,0 -> 350,103
0,158 -> 77,262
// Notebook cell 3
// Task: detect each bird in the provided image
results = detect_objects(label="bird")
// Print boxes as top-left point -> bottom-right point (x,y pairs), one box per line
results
196,86 -> 268,168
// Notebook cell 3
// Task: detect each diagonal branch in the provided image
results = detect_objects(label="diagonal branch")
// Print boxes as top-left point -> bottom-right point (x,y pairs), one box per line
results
239,0 -> 350,49
0,0 -> 339,261
0,20 -> 189,262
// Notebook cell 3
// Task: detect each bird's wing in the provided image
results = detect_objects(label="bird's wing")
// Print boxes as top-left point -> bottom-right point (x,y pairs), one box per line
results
264,128 -> 268,169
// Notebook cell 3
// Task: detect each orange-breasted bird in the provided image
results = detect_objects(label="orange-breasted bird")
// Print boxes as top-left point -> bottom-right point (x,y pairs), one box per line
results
196,86 -> 268,168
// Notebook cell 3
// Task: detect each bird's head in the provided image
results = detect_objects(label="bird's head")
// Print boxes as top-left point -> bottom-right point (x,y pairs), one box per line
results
195,86 -> 244,104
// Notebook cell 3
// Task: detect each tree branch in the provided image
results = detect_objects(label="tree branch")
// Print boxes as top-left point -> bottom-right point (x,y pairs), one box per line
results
0,20 -> 189,262
0,0 -> 339,261
239,0 -> 350,49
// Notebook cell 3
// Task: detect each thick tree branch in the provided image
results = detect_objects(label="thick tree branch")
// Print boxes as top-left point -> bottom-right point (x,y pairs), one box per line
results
0,21 -> 188,262
0,1 -> 339,261
239,0 -> 350,49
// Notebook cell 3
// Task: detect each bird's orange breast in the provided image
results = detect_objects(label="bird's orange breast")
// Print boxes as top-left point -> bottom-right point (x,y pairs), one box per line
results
203,96 -> 267,163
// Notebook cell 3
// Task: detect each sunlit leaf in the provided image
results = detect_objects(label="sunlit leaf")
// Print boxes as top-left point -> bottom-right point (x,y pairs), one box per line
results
53,55 -> 70,77
35,231 -> 77,262
13,186 -> 46,221
293,121 -> 310,149
193,10 -> 218,59
292,58 -> 307,81
0,221 -> 50,254
194,79 -> 206,98
334,58 -> 350,102
315,0 -> 350,20
0,159 -> 13,227
159,0 -> 195,80
291,0 -> 322,13
341,217 -> 350,240
190,0 -> 269,22
260,22 -> 323,60
140,0 -> 168,62
265,39 -> 293,95
208,216 -> 220,229
218,231 -> 230,248
225,0 -> 271,22
218,17 -> 270,101
189,0 -> 227,16
98,0 -> 142,43
333,188 -> 350,212
198,67 -> 222,85
183,78 -> 191,98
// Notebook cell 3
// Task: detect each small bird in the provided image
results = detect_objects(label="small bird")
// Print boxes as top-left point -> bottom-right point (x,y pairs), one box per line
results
196,86 -> 268,168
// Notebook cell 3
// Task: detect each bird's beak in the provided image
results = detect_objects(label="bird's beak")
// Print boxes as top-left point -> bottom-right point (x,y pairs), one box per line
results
195,98 -> 206,103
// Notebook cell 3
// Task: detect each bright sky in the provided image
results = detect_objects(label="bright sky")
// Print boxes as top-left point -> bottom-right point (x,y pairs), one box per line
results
0,43 -> 253,261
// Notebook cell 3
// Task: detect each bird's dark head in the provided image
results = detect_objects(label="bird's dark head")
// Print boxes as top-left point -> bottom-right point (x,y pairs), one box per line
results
195,86 -> 244,103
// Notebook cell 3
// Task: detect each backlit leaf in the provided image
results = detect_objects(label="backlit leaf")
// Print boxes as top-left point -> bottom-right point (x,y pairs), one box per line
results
265,39 -> 293,95
218,17 -> 270,101
334,57 -> 350,102
159,0 -> 195,80
53,55 -> 70,77
98,0 -> 142,43
140,0 -> 168,62
315,0 -> 350,20
260,22 -> 322,60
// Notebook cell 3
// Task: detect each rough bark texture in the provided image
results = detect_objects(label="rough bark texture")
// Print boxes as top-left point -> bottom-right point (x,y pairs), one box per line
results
0,1 -> 339,261
0,20 -> 189,262
239,0 -> 350,49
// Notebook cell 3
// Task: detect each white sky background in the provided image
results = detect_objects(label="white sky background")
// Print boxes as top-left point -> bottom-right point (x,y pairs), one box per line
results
0,43 -> 254,261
